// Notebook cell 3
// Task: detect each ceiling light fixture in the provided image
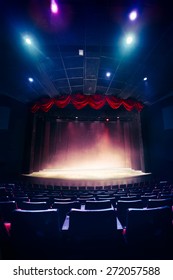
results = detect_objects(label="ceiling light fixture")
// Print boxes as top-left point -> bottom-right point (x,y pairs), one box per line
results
79,49 -> 84,56
28,77 -> 34,82
51,0 -> 58,14
24,36 -> 32,45
129,10 -> 137,21
106,72 -> 111,77
126,34 -> 134,45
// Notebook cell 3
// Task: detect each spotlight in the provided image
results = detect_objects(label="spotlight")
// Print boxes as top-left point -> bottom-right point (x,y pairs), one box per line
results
106,118 -> 109,122
51,0 -> 58,14
129,10 -> 137,21
28,77 -> 34,82
143,77 -> 147,81
106,72 -> 111,77
24,36 -> 32,45
79,49 -> 84,56
126,34 -> 134,45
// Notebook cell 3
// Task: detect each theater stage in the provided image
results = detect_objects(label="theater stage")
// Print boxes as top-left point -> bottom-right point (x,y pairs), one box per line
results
23,168 -> 151,187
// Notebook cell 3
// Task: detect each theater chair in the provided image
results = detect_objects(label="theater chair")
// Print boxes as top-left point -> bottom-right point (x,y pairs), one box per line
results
117,200 -> 143,227
62,208 -> 125,259
76,197 -> 95,204
0,201 -> 16,222
11,209 -> 62,259
119,196 -> 139,201
14,196 -> 29,209
52,201 -> 80,226
140,195 -> 157,207
0,220 -> 12,259
147,198 -> 172,208
97,197 -> 116,207
85,200 -> 112,210
125,206 -> 172,259
53,198 -> 73,202
20,201 -> 49,210
0,188 -> 7,197
30,197 -> 51,207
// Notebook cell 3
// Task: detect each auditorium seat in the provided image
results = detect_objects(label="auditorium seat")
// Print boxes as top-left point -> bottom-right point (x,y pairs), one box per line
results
11,209 -> 62,259
62,208 -> 125,259
119,196 -> 139,201
77,197 -> 95,203
52,201 -> 80,226
14,196 -> 29,209
0,220 -> 12,259
85,200 -> 112,210
125,206 -> 172,259
141,194 -> 157,206
0,201 -> 16,222
97,196 -> 116,207
54,198 -> 72,202
117,200 -> 143,227
20,201 -> 49,210
0,196 -> 10,201
147,198 -> 172,208
160,194 -> 173,203
0,188 -> 8,197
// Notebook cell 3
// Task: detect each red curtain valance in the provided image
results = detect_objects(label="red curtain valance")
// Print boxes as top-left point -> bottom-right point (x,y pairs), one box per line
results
31,94 -> 144,113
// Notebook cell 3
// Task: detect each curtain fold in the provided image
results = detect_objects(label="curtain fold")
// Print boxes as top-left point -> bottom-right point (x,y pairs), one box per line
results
31,94 -> 144,113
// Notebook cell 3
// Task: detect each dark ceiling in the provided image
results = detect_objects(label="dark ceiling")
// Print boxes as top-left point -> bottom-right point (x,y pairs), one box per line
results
1,0 -> 173,107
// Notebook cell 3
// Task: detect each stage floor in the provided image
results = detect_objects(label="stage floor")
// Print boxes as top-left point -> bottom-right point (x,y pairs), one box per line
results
23,168 -> 151,186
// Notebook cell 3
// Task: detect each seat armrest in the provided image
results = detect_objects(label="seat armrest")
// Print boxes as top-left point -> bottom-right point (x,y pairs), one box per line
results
62,215 -> 70,231
116,217 -> 123,230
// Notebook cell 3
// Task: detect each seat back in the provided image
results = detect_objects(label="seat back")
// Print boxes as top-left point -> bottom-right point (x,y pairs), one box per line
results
69,208 -> 117,241
11,209 -> 60,238
20,201 -> 49,210
85,200 -> 112,210
141,195 -> 157,206
0,201 -> 16,222
119,196 -> 138,201
52,201 -> 80,226
117,200 -> 143,227
147,198 -> 172,208
126,206 -> 172,249
11,209 -> 61,259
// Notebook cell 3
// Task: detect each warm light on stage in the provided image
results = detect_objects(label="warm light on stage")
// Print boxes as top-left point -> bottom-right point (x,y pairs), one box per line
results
23,168 -> 151,186
24,119 -> 151,186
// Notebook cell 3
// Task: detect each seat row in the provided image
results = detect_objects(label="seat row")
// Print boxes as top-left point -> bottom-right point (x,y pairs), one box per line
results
0,205 -> 172,260
0,197 -> 173,226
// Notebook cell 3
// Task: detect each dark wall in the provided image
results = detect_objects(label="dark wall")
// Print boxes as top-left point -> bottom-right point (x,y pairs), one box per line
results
141,96 -> 173,181
0,95 -> 29,178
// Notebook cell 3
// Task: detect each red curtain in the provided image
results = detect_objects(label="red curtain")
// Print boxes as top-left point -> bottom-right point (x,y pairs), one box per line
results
31,94 -> 144,113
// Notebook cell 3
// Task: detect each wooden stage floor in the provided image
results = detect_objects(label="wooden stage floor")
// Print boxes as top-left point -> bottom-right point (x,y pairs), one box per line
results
23,168 -> 151,187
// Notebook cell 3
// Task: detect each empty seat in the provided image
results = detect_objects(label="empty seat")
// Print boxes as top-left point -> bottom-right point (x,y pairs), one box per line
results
20,201 -> 49,210
85,200 -> 112,210
147,198 -> 172,208
119,196 -> 139,201
64,208 -> 124,259
52,201 -> 80,226
141,195 -> 157,206
67,208 -> 118,241
54,198 -> 72,202
0,201 -> 16,222
14,196 -> 29,208
125,206 -> 172,259
11,209 -> 61,259
97,197 -> 116,207
117,200 -> 143,227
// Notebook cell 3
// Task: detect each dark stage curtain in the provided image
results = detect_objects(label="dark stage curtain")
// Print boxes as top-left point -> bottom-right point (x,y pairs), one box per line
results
31,94 -> 144,113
